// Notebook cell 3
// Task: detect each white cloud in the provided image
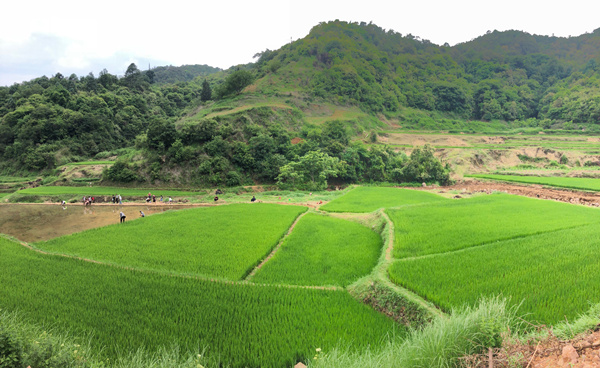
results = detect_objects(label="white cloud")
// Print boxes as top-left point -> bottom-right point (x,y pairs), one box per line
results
1,0 -> 599,86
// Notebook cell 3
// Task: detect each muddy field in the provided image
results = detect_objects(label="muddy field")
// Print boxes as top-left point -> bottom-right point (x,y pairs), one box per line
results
0,203 -> 205,242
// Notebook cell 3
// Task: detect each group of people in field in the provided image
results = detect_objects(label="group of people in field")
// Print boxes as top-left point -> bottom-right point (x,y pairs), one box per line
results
111,195 -> 123,204
82,196 -> 95,206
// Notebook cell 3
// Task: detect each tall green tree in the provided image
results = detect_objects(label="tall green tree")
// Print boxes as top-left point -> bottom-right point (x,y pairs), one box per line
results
200,79 -> 212,101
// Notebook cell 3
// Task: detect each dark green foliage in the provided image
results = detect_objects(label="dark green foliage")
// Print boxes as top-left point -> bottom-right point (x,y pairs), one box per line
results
214,70 -> 254,99
401,145 -> 450,185
200,79 -> 212,101
102,160 -> 138,182
0,332 -> 22,368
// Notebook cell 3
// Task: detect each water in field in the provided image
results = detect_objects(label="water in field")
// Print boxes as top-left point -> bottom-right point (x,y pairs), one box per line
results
0,203 -> 198,243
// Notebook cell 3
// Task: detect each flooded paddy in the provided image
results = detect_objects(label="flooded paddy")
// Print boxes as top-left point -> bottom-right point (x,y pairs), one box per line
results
0,203 -> 204,243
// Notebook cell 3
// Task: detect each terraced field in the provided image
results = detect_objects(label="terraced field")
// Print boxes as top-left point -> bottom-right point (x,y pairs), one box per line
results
320,186 -> 446,213
0,237 -> 400,368
467,174 -> 600,192
36,204 -> 307,280
387,193 -> 600,258
252,213 -> 382,286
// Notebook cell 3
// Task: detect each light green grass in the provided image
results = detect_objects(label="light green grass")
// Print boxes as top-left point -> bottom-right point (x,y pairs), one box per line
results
0,237 -> 402,368
388,193 -> 600,258
17,186 -> 200,197
64,161 -> 114,166
467,174 -> 600,191
253,213 -> 382,287
320,187 -> 447,213
0,175 -> 35,183
389,224 -> 600,324
36,204 -> 307,280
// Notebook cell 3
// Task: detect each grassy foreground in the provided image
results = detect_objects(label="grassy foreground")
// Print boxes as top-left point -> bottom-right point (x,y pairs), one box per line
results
36,204 -> 307,280
0,236 -> 402,368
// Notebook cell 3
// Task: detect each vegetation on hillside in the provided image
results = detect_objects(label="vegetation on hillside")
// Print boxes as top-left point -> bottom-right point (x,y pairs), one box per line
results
3,20 -> 600,186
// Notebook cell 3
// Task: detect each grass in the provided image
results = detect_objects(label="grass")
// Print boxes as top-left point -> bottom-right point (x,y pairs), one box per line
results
389,224 -> 600,325
320,187 -> 447,213
0,175 -> 35,183
387,193 -> 600,258
63,161 -> 114,166
252,213 -> 382,287
17,186 -> 201,197
310,297 -> 519,368
36,204 -> 307,280
467,173 -> 600,191
0,237 -> 402,368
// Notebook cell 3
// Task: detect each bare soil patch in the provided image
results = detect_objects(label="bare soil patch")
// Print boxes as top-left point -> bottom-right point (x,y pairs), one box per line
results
464,328 -> 600,368
432,180 -> 600,207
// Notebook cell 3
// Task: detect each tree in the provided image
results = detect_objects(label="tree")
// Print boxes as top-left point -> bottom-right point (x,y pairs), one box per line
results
200,79 -> 212,101
277,150 -> 341,190
215,70 -> 254,98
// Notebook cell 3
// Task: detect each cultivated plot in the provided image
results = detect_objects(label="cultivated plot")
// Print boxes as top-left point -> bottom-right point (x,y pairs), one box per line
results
388,193 -> 600,258
253,213 -> 382,286
36,204 -> 307,280
467,174 -> 600,192
320,186 -> 446,213
0,237 -> 402,368
389,224 -> 600,325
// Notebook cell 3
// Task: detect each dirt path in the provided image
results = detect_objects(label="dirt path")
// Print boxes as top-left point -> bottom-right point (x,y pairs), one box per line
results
428,180 -> 600,207
244,211 -> 309,281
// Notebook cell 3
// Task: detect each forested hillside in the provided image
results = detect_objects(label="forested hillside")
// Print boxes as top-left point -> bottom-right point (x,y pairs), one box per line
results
1,20 -> 600,186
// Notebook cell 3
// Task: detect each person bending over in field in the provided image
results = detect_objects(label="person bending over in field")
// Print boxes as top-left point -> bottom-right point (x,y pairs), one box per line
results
119,212 -> 126,223
251,196 -> 256,202
139,211 -> 145,217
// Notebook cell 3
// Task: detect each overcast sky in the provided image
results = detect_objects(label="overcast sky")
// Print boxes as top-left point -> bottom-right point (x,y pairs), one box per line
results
1,0 -> 599,86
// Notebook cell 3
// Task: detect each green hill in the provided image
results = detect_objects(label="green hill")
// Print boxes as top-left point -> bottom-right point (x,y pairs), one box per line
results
2,20 -> 600,185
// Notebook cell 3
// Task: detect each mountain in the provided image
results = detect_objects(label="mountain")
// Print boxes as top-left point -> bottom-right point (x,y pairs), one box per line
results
1,20 -> 600,185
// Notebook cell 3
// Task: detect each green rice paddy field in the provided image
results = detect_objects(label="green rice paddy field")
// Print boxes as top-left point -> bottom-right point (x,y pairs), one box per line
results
319,186 -> 446,213
252,213 -> 382,286
467,173 -> 600,191
36,204 -> 306,280
4,185 -> 600,366
0,237 -> 401,368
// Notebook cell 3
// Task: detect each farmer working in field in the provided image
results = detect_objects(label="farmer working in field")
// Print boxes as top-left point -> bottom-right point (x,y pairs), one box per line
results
119,211 -> 126,223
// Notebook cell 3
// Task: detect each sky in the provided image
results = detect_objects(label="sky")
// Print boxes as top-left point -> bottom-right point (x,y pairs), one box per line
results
1,0 -> 599,86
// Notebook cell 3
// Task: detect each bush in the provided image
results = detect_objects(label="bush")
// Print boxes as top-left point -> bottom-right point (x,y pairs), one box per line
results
103,160 -> 138,183
0,332 -> 22,368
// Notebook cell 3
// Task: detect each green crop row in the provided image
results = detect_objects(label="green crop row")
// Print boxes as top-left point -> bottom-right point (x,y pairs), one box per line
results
0,237 -> 402,368
253,213 -> 382,287
17,186 -> 201,197
36,204 -> 307,280
467,174 -> 600,191
388,224 -> 600,325
320,187 -> 446,213
387,193 -> 600,258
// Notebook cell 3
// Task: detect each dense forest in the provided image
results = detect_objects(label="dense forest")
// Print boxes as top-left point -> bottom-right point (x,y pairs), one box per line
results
1,20 -> 600,186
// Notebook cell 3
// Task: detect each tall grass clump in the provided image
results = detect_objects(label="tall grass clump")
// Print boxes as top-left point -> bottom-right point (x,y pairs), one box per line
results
310,297 -> 520,368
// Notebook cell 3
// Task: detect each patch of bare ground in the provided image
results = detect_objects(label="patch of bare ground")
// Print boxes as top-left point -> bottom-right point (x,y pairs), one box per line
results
426,179 -> 600,207
462,328 -> 600,368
